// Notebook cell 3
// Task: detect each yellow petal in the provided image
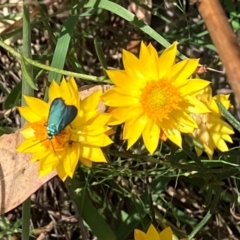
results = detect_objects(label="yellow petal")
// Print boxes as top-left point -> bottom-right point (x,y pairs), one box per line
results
102,89 -> 138,106
123,111 -> 143,139
49,80 -> 61,103
195,146 -> 203,156
68,77 -> 80,108
30,146 -> 50,161
123,51 -> 148,87
24,95 -> 49,119
164,128 -> 182,147
17,137 -> 44,153
123,48 -> 140,70
76,132 -> 113,147
63,143 -> 80,178
20,126 -> 35,138
59,78 -> 73,105
209,119 -> 234,134
79,109 -> 98,124
81,125 -> 110,135
147,224 -> 161,240
212,133 -> 229,152
113,85 -> 142,98
134,229 -> 146,240
110,105 -> 142,122
222,134 -> 233,143
80,158 -> 93,167
18,107 -> 43,123
213,94 -> 231,112
81,90 -> 102,112
186,96 -> 210,113
39,153 -> 59,176
172,110 -> 198,130
179,79 -> 210,95
209,98 -> 221,114
126,114 -> 147,149
158,42 -> 177,79
139,42 -> 159,80
90,113 -> 112,125
142,119 -> 160,154
170,59 -> 199,81
159,227 -> 173,240
56,163 -> 68,181
106,70 -> 141,92
80,145 -> 107,162
146,43 -> 159,80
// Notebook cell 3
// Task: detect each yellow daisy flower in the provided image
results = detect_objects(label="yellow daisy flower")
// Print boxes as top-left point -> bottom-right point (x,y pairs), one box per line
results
17,77 -> 113,180
102,42 -> 210,153
134,224 -> 187,240
192,86 -> 234,158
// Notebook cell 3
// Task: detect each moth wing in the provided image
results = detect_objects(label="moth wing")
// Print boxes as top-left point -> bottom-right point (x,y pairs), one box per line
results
48,98 -> 77,133
59,104 -> 78,130
48,98 -> 66,132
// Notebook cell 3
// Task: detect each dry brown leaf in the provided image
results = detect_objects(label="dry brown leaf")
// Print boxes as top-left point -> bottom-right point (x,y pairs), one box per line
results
0,131 -> 56,214
0,85 -> 111,214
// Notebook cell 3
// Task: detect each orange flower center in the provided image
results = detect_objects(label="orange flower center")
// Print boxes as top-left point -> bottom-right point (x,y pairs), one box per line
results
140,80 -> 182,121
30,120 -> 70,151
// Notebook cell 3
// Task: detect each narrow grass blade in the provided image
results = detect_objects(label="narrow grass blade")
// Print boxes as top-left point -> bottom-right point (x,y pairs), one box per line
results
84,0 -> 187,60
215,100 -> 240,132
48,15 -> 79,84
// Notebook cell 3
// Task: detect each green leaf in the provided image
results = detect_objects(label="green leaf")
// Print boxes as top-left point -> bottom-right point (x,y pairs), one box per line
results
4,81 -> 22,109
48,15 -> 79,84
69,178 -> 116,240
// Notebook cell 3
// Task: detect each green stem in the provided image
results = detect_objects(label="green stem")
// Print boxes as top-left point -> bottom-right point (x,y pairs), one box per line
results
21,4 -> 32,239
66,179 -> 88,240
0,39 -> 108,83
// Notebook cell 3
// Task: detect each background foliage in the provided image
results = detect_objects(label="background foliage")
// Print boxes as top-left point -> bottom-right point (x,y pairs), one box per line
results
1,0 -> 240,239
